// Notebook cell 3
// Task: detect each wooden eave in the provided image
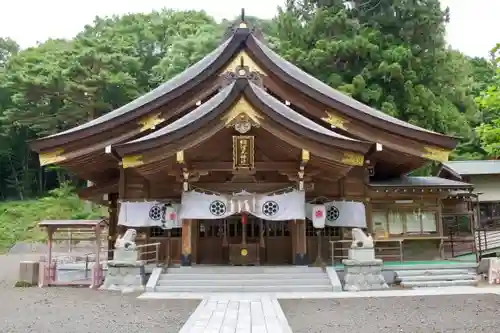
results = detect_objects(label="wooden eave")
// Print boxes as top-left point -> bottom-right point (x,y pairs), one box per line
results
114,78 -> 372,167
244,34 -> 458,151
29,29 -> 251,153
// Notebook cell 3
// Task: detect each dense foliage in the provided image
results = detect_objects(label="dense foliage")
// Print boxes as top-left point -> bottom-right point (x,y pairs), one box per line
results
0,4 -> 497,201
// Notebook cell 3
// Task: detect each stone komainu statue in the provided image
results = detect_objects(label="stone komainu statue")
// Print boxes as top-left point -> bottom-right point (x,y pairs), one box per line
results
350,228 -> 374,249
114,229 -> 137,250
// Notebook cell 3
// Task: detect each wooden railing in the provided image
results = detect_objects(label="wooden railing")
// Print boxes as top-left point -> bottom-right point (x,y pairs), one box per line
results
104,242 -> 162,266
476,230 -> 500,258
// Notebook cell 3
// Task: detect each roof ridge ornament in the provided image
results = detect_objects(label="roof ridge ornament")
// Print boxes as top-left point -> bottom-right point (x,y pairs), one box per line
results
239,8 -> 247,28
219,56 -> 263,88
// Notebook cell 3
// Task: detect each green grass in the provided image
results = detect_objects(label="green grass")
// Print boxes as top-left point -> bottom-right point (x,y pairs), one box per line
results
0,185 -> 106,253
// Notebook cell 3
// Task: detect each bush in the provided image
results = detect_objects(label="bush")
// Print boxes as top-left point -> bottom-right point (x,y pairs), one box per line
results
0,184 -> 106,252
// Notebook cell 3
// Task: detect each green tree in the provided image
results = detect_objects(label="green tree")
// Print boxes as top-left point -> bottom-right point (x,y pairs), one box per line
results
476,44 -> 500,158
274,0 -> 474,143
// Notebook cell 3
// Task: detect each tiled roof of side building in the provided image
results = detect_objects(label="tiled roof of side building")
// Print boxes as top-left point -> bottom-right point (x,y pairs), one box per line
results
441,160 -> 500,176
370,176 -> 472,188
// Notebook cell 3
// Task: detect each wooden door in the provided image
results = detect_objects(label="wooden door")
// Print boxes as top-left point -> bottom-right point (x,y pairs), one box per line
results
149,227 -> 182,265
196,217 -> 293,265
265,220 -> 292,265
197,220 -> 224,264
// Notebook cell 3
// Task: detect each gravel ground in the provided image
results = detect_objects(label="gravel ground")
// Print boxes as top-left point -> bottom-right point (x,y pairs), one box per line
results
0,254 -> 199,333
280,296 -> 500,333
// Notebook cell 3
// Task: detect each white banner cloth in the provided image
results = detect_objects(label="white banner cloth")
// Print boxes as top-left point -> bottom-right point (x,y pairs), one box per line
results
179,190 -> 305,220
118,202 -> 181,229
306,201 -> 366,228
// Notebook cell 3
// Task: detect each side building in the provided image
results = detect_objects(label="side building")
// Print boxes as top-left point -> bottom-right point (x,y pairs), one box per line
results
30,20 -> 473,265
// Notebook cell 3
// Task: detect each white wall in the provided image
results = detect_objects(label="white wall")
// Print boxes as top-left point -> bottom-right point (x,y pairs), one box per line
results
470,175 -> 500,202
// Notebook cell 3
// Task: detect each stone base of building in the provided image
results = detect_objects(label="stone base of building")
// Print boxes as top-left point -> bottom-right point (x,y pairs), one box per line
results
100,261 -> 146,293
342,258 -> 389,292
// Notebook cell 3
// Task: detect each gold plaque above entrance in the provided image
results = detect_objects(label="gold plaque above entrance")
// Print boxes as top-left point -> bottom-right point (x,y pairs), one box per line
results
233,135 -> 255,170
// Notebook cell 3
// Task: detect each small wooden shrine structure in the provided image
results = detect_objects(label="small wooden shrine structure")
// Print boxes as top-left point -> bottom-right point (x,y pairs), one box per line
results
38,219 -> 106,288
30,12 -> 474,266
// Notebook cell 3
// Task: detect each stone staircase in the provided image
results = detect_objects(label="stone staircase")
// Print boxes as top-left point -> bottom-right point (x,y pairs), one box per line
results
149,266 -> 335,293
395,265 -> 479,288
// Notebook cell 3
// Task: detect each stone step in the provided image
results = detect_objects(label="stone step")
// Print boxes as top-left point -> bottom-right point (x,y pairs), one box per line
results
166,266 -> 322,274
157,277 -> 332,286
155,284 -> 333,293
395,269 -> 474,277
389,262 -> 477,270
160,272 -> 327,280
397,274 -> 477,282
401,279 -> 478,288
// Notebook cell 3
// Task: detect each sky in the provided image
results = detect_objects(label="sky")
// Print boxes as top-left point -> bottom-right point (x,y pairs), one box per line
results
0,0 -> 498,58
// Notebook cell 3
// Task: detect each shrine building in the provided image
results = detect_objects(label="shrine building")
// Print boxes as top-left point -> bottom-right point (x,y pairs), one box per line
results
30,18 -> 475,266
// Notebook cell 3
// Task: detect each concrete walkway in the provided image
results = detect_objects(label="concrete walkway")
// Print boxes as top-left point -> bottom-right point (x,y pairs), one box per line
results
139,285 -> 500,301
179,297 -> 292,333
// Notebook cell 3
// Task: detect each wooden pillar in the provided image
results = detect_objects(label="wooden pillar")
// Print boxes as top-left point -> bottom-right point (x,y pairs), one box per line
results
181,219 -> 192,266
294,219 -> 308,265
107,193 -> 118,260
365,198 -> 373,234
289,220 -> 296,264
191,219 -> 198,264
437,197 -> 444,259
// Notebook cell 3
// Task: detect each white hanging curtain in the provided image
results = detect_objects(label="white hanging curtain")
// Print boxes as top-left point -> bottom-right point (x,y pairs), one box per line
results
118,201 -> 181,229
179,190 -> 306,221
305,201 -> 366,228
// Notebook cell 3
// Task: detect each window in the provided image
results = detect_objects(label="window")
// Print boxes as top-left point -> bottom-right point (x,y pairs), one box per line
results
372,211 -> 388,235
306,221 -> 340,237
371,209 -> 438,236
149,227 -> 181,237
388,211 -> 404,235
443,214 -> 472,236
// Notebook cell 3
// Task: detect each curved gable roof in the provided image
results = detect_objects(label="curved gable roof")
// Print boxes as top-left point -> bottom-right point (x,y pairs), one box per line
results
245,34 -> 457,149
31,30 -> 250,152
114,78 -> 372,158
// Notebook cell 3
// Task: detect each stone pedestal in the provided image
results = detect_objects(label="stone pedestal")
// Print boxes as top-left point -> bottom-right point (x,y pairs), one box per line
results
18,261 -> 40,286
114,248 -> 138,262
342,249 -> 389,292
100,261 -> 146,293
348,248 -> 375,261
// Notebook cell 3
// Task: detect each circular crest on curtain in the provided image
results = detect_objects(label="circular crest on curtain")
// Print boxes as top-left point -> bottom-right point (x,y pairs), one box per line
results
326,206 -> 340,221
149,205 -> 163,220
262,201 -> 279,217
209,200 -> 227,216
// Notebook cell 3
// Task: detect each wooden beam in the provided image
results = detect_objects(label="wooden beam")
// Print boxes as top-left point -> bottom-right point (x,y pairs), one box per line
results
77,179 -> 119,199
194,182 -> 305,192
188,161 -> 298,172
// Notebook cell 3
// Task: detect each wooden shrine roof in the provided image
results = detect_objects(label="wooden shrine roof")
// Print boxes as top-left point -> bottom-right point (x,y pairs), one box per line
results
39,219 -> 107,228
246,35 -> 455,147
29,11 -> 460,184
114,78 -> 372,160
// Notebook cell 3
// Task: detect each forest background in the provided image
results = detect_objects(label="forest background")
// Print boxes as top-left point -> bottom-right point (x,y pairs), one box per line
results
0,1 -> 498,249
